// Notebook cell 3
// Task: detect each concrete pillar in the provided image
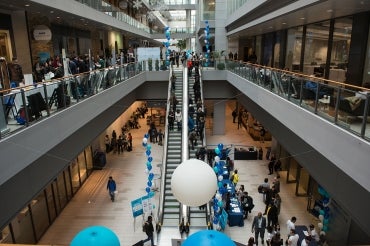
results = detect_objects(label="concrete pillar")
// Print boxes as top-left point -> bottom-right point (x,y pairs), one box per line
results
213,100 -> 225,135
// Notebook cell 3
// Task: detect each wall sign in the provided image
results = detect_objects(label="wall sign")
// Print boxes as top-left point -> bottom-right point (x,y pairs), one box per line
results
33,25 -> 52,41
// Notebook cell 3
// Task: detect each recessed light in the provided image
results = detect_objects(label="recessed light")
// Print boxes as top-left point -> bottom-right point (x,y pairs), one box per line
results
327,9 -> 333,12
50,11 -> 54,13
282,22 -> 286,25
300,17 -> 305,20
56,16 -> 60,18
25,4 -> 30,7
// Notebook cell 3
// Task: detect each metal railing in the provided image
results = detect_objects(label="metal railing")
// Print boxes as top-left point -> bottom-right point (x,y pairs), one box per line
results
0,61 -> 151,139
218,60 -> 370,141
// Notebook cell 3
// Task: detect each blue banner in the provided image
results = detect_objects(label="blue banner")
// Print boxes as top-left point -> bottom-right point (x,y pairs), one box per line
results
131,197 -> 143,217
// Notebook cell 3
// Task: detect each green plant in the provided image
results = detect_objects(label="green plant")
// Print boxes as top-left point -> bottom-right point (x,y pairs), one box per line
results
176,39 -> 186,51
148,58 -> 153,71
217,62 -> 225,70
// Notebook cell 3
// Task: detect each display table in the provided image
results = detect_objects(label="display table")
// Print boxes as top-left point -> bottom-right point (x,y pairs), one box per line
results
295,225 -> 318,246
227,197 -> 244,227
234,147 -> 258,160
221,179 -> 235,195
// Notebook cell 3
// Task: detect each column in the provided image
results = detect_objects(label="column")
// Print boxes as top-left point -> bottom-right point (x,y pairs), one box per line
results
213,100 -> 225,135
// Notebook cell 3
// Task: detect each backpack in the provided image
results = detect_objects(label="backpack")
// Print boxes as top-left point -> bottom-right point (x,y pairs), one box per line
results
142,222 -> 148,232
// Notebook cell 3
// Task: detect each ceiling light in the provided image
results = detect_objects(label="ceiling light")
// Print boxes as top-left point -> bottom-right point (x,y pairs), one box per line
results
300,17 -> 305,20
50,11 -> 54,13
56,16 -> 60,19
282,22 -> 286,25
25,4 -> 30,7
326,9 -> 333,12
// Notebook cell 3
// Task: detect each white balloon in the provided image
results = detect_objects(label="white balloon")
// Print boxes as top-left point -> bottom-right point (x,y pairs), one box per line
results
171,159 -> 217,206
319,214 -> 324,222
320,231 -> 326,236
145,169 -> 149,174
215,156 -> 220,163
218,175 -> 223,182
318,222 -> 323,229
143,138 -> 148,144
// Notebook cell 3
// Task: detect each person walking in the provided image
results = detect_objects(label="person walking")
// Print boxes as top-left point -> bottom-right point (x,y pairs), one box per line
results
106,176 -> 116,202
251,212 -> 267,246
143,215 -> 155,246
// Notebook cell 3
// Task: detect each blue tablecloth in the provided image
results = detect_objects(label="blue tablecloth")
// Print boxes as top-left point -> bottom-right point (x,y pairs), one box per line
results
221,179 -> 235,195
228,198 -> 244,227
295,225 -> 318,246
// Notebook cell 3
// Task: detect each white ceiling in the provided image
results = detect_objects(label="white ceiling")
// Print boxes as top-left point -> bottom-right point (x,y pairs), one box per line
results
227,0 -> 370,39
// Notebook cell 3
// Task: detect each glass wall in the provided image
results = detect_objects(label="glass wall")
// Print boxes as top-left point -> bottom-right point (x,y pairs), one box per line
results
273,31 -> 282,68
0,147 -> 93,245
202,0 -> 215,20
45,185 -> 57,223
303,21 -> 330,77
362,19 -> 370,85
0,225 -> 12,243
11,205 -> 35,244
263,33 -> 274,66
78,152 -> 88,183
255,35 -> 262,65
285,26 -> 303,72
56,172 -> 68,209
70,159 -> 81,193
329,17 -> 352,82
30,192 -> 50,241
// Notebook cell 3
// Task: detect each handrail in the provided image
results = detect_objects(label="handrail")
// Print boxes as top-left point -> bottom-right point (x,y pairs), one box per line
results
221,60 -> 370,140
156,65 -> 173,227
0,61 -> 162,139
181,64 -> 189,225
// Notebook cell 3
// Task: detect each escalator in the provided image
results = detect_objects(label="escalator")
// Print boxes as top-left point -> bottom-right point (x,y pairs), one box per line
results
161,67 -> 184,226
187,66 -> 208,229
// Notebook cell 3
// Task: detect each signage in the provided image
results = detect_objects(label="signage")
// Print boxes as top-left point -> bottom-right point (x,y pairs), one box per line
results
33,25 -> 52,41
130,195 -> 154,218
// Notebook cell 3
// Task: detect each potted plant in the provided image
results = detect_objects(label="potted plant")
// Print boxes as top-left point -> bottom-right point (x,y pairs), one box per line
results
148,58 -> 153,71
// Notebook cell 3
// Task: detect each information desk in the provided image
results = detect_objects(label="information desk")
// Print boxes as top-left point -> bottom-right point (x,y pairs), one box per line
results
227,197 -> 244,227
221,179 -> 235,195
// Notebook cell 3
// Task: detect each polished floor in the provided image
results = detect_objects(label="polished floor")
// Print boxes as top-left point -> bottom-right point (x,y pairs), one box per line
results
38,101 -> 317,246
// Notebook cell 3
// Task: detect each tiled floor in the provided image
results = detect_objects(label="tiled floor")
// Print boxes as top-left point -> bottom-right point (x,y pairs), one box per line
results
38,101 -> 317,246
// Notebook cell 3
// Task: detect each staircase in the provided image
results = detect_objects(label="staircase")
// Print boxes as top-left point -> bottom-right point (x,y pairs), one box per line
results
162,68 -> 183,226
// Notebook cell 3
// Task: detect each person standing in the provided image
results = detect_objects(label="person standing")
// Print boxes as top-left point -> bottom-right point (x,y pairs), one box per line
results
105,135 -> 110,153
175,109 -> 182,131
251,212 -> 267,246
168,110 -> 175,131
8,57 -> 24,87
260,126 -> 266,143
157,129 -> 164,146
287,229 -> 299,246
232,109 -> 237,123
286,216 -> 297,237
106,176 -> 116,202
117,135 -> 124,154
127,132 -> 133,151
143,215 -> 155,246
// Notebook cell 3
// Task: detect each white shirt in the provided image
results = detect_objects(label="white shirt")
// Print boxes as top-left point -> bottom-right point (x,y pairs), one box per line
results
286,219 -> 295,233
175,111 -> 182,122
301,239 -> 309,246
288,234 -> 299,246
310,228 -> 320,241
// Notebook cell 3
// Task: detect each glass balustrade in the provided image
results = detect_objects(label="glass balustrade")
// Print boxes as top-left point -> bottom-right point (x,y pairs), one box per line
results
0,61 -> 157,138
222,60 -> 370,141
